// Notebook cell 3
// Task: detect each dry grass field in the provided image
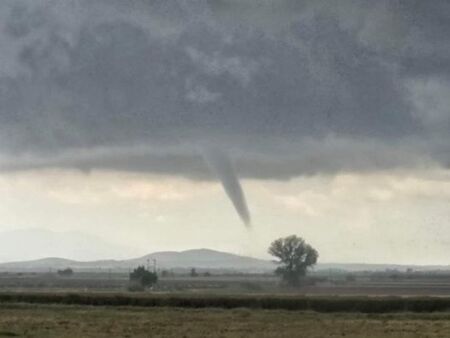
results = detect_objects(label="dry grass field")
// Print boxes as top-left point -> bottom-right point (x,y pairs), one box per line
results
0,273 -> 449,337
0,303 -> 449,338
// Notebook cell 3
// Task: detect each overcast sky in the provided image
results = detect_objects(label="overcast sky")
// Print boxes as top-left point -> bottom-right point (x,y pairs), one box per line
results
0,0 -> 449,264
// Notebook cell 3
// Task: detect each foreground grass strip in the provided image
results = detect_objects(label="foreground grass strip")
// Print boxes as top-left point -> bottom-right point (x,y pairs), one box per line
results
1,304 -> 450,338
0,292 -> 449,313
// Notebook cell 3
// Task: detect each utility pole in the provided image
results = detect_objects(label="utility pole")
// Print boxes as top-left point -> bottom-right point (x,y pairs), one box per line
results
153,259 -> 157,274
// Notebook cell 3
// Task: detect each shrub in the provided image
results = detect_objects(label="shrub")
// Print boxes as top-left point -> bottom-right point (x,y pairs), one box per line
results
129,266 -> 158,290
57,268 -> 74,277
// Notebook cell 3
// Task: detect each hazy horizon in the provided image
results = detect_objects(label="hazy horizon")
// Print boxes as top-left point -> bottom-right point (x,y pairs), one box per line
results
0,227 -> 449,267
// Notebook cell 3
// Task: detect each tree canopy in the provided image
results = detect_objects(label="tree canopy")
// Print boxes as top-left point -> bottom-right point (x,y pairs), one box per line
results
268,235 -> 318,287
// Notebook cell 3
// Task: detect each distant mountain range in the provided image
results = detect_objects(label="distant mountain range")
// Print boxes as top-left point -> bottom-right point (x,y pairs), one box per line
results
0,248 -> 449,273
0,229 -> 448,273
0,249 -> 275,273
0,228 -> 141,262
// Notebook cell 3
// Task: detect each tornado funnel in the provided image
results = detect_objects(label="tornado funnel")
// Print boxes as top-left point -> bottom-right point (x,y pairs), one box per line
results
203,148 -> 251,226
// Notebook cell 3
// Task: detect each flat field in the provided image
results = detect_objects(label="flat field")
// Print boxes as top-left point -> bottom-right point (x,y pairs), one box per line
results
0,303 -> 449,337
1,272 -> 450,297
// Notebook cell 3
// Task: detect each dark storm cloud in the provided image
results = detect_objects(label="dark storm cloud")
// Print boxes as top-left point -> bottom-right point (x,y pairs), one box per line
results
0,0 -> 449,178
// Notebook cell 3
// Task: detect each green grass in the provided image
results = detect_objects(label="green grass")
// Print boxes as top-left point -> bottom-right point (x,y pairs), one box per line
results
0,303 -> 449,337
1,292 -> 450,313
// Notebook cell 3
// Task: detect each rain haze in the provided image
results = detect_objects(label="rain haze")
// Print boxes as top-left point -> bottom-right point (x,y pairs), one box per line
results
0,0 -> 449,265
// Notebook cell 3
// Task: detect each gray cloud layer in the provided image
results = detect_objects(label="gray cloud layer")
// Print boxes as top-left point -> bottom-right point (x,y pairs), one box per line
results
0,0 -> 449,179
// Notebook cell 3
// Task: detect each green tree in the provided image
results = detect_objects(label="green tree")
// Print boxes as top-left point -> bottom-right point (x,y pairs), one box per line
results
129,266 -> 158,289
268,235 -> 318,287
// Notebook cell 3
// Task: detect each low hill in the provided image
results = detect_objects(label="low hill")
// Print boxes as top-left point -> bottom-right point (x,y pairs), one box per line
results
130,249 -> 274,271
0,249 -> 275,273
